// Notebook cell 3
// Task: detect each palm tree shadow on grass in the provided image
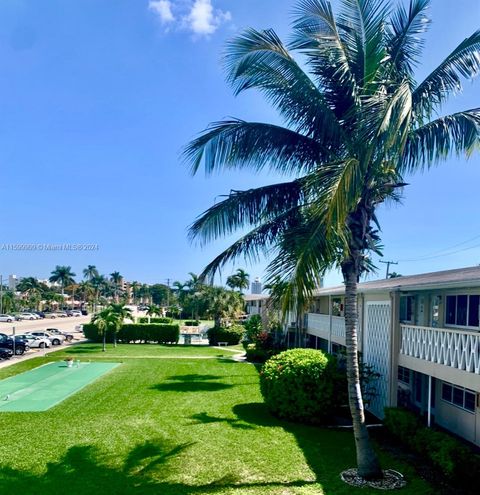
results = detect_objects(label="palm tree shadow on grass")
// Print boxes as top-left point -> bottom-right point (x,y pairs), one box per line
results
0,438 -> 318,495
152,373 -> 234,393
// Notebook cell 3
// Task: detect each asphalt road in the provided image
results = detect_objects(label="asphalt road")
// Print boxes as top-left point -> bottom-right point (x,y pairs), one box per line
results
0,315 -> 91,337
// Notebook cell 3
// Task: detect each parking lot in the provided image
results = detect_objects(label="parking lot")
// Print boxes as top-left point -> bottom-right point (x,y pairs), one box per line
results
0,315 -> 89,369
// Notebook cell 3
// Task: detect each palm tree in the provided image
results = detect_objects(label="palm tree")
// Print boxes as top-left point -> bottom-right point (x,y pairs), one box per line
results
83,265 -> 99,281
107,303 -> 134,347
49,266 -> 76,303
184,0 -> 480,479
130,281 -> 140,305
92,308 -> 118,352
226,268 -> 250,293
110,271 -> 123,303
201,287 -> 244,328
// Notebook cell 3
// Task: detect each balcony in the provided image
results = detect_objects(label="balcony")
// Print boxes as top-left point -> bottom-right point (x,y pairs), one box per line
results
306,313 -> 346,343
400,324 -> 480,375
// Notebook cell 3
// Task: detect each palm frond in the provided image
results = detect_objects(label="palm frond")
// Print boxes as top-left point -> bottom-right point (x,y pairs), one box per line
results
337,0 -> 390,86
386,0 -> 431,77
266,212 -> 337,317
413,30 -> 480,119
402,108 -> 480,172
224,28 -> 345,143
290,0 -> 359,119
199,208 -> 302,281
189,179 -> 306,244
184,119 -> 328,176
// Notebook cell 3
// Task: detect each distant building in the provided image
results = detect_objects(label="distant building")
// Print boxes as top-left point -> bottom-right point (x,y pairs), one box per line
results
251,277 -> 262,294
8,275 -> 18,291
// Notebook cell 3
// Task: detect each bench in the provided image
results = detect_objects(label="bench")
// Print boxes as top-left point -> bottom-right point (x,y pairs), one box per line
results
217,342 -> 228,346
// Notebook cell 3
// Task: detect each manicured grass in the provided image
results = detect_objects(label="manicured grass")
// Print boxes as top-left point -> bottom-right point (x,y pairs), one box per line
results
0,344 -> 433,494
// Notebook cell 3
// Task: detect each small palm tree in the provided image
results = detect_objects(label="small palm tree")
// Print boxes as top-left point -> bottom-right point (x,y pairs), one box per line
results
108,303 -> 134,347
92,309 -> 118,352
49,266 -> 76,302
185,0 -> 480,479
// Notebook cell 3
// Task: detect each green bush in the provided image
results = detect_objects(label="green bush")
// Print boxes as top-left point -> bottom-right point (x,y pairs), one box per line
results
245,344 -> 271,363
83,323 -> 179,345
384,407 -> 479,489
184,320 -> 200,326
137,317 -> 173,324
260,348 -> 345,424
207,325 -> 244,346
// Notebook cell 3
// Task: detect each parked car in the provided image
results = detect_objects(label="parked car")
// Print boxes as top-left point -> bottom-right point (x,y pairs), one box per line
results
65,310 -> 82,317
0,333 -> 29,355
0,347 -> 13,359
46,328 -> 73,342
18,312 -> 40,320
0,314 -> 15,323
33,311 -> 46,319
27,331 -> 65,345
16,334 -> 51,348
137,305 -> 149,311
54,311 -> 68,318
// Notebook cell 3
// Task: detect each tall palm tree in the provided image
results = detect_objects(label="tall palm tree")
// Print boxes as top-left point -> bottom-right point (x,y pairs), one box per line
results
130,281 -> 140,305
185,0 -> 480,479
110,271 -> 123,303
49,266 -> 76,302
83,265 -> 99,281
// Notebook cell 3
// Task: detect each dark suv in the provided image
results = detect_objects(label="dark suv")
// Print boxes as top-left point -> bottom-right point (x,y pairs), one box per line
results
0,333 -> 30,355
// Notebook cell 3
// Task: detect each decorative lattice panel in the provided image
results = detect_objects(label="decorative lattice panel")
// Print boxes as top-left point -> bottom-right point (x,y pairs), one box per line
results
364,302 -> 391,419
400,325 -> 480,374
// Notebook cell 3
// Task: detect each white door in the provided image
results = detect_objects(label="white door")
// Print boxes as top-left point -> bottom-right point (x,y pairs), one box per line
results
364,301 -> 391,419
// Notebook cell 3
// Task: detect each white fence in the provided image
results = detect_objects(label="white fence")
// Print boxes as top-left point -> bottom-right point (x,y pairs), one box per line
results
400,324 -> 480,375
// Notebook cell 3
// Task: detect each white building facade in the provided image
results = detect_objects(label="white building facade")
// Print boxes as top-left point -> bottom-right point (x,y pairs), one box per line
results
304,266 -> 480,447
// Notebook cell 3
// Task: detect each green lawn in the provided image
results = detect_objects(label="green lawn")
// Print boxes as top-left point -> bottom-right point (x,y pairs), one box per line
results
0,344 -> 433,494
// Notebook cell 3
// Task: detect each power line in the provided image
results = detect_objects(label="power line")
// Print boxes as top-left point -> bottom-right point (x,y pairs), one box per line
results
399,241 -> 480,262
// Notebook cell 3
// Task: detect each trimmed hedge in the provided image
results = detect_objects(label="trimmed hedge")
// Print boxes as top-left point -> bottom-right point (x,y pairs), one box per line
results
384,407 -> 480,491
137,317 -> 173,324
184,320 -> 200,326
83,323 -> 179,344
260,348 -> 345,424
207,325 -> 244,346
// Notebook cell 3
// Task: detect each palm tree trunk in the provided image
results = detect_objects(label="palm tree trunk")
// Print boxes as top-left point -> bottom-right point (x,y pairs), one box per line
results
102,332 -> 106,352
342,258 -> 382,480
113,332 -> 117,348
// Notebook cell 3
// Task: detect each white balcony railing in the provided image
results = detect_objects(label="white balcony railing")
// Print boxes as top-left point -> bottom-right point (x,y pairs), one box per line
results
307,313 -> 346,339
307,313 -> 330,334
400,324 -> 480,375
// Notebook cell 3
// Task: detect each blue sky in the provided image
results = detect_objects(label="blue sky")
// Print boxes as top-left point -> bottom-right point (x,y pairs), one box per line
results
0,0 -> 479,288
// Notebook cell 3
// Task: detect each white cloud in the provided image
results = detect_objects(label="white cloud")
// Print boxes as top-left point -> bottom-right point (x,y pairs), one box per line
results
148,1 -> 231,36
186,0 -> 231,36
148,0 -> 175,24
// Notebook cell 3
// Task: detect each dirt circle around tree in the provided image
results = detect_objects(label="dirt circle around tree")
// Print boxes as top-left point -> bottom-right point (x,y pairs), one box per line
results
340,468 -> 407,490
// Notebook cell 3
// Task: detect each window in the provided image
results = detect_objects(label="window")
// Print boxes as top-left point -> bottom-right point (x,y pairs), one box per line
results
398,366 -> 410,384
399,296 -> 414,322
445,295 -> 480,328
441,382 -> 476,413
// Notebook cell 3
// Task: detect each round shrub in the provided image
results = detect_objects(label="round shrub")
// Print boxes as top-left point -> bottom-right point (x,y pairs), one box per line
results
207,325 -> 244,346
260,348 -> 343,424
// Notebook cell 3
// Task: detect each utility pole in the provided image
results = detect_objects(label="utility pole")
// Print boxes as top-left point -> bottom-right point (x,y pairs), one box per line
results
165,278 -> 171,308
379,260 -> 398,279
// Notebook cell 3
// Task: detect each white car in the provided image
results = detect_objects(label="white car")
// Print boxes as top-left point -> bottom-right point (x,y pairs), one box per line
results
16,334 -> 51,348
18,312 -> 40,320
70,310 -> 82,317
27,331 -> 65,346
0,314 -> 15,323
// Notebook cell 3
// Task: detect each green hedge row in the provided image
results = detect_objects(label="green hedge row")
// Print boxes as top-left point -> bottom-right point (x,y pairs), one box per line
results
184,320 -> 200,326
207,325 -> 244,346
137,317 -> 173,324
83,323 -> 179,344
384,408 -> 480,491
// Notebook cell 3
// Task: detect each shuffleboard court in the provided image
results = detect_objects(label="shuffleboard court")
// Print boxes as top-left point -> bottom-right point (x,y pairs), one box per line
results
0,361 -> 120,412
